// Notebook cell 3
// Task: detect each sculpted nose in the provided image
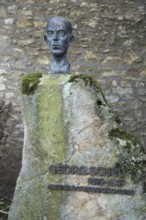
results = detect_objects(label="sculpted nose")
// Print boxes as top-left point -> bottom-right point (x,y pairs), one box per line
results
52,32 -> 58,41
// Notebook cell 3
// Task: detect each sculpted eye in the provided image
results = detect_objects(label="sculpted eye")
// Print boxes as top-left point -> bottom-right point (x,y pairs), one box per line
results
58,30 -> 65,37
47,30 -> 53,37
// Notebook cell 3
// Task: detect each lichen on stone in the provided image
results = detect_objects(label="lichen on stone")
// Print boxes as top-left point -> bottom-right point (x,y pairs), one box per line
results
68,74 -> 122,125
22,72 -> 42,95
69,74 -> 145,183
68,74 -> 108,105
9,74 -> 68,220
109,128 -> 145,183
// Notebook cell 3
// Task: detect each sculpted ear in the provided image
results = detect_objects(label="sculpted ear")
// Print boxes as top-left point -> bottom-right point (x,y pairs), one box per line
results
44,35 -> 48,43
69,35 -> 75,44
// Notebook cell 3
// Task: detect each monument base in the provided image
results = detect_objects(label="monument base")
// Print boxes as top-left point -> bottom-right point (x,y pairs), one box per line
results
8,73 -> 146,220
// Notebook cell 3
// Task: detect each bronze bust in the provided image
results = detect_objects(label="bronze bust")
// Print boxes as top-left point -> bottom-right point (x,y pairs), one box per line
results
44,16 -> 74,74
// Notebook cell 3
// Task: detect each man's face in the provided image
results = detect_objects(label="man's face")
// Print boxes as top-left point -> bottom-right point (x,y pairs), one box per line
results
45,19 -> 72,56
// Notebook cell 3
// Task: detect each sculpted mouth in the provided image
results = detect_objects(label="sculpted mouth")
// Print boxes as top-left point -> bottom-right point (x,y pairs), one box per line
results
52,45 -> 61,49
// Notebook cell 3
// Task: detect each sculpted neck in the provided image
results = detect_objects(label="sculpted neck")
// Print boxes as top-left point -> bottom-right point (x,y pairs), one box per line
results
51,54 -> 70,74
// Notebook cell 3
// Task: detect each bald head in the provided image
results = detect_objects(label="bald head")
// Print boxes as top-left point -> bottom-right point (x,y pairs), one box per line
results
44,16 -> 74,56
47,16 -> 73,34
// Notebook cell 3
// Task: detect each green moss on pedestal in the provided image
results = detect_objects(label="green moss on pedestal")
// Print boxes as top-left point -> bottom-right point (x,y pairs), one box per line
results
22,72 -> 42,95
9,74 -> 69,220
109,128 -> 142,145
109,128 -> 145,183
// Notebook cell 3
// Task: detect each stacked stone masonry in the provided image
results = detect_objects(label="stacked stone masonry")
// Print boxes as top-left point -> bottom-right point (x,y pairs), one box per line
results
0,0 -> 146,200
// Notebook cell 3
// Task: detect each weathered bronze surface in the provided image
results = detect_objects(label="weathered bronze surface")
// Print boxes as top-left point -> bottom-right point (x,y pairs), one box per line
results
44,16 -> 74,74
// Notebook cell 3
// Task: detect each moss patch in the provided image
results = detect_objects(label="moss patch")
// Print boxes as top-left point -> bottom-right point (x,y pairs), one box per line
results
14,74 -> 69,220
109,128 -> 142,146
109,128 -> 145,183
37,75 -> 68,163
22,72 -> 42,95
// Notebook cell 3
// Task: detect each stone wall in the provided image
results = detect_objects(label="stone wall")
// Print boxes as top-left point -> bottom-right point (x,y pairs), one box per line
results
0,0 -> 146,199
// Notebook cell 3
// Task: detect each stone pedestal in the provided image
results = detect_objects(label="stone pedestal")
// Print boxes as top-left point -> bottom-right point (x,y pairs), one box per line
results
8,73 -> 146,220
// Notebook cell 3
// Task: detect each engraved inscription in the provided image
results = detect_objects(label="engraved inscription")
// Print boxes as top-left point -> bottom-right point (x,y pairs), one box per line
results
88,178 -> 126,187
49,165 -> 126,177
48,164 -> 135,195
48,184 -> 135,196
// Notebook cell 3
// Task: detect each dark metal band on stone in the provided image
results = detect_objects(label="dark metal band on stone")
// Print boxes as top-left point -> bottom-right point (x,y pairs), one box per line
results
48,184 -> 135,196
49,164 -> 126,177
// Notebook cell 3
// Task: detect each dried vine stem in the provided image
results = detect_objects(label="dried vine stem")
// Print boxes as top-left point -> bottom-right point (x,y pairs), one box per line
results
0,100 -> 13,160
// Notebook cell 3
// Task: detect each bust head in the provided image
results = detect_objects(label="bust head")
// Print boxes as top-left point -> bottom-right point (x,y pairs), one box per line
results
44,16 -> 74,74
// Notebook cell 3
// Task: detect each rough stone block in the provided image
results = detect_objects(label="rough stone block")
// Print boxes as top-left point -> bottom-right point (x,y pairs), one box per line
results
8,74 -> 146,220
